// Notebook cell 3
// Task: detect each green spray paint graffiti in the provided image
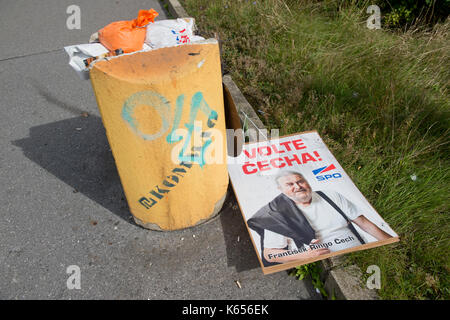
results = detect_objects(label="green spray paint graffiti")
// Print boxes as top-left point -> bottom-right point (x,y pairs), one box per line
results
166,92 -> 218,167
121,91 -> 171,141
122,90 -> 219,210
121,90 -> 218,167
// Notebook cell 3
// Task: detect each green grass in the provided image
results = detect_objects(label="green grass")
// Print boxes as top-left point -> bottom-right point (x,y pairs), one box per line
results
290,262 -> 329,297
180,0 -> 450,299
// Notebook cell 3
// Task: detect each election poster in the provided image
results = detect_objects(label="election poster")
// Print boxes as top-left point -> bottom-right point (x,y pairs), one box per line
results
227,131 -> 399,274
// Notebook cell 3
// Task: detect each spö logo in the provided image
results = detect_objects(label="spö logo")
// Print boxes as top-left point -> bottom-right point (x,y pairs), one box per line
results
313,164 -> 342,181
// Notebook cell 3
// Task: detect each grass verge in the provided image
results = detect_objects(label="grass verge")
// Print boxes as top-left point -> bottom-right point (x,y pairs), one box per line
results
180,0 -> 449,299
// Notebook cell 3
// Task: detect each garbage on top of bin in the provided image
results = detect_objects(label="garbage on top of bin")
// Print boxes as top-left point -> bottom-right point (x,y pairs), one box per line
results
64,9 -> 207,80
64,43 -> 109,80
99,9 -> 159,53
145,18 -> 205,49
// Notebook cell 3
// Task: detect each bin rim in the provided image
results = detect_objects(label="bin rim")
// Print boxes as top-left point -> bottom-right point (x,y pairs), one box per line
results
87,38 -> 218,70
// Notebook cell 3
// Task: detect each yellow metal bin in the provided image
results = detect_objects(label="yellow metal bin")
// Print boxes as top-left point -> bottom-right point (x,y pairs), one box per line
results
89,39 -> 228,231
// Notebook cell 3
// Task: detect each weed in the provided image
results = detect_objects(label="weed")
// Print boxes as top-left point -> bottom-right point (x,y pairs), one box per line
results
290,262 -> 328,298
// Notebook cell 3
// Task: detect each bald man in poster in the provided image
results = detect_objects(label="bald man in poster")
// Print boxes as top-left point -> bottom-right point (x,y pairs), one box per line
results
247,171 -> 393,267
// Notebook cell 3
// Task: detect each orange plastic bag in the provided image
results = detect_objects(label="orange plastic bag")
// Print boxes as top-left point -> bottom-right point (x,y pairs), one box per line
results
99,9 -> 158,53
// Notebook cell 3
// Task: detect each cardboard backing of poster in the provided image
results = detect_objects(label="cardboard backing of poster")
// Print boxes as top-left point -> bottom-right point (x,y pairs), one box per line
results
227,131 -> 399,275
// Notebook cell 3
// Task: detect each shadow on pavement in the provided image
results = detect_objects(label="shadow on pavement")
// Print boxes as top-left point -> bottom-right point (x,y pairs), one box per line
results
12,113 -> 260,271
15,79 -> 262,272
12,114 -> 133,224
219,186 -> 261,273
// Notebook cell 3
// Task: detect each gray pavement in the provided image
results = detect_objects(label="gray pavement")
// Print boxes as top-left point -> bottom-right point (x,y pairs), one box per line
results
0,0 -> 320,299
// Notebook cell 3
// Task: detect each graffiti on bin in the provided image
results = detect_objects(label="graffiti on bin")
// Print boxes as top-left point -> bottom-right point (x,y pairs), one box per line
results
122,90 -> 219,211
122,91 -> 171,141
122,90 -> 218,167
138,161 -> 193,209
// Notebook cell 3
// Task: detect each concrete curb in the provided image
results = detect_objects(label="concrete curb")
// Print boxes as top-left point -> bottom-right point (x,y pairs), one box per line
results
320,256 -> 379,300
163,0 -> 189,18
162,0 -> 379,300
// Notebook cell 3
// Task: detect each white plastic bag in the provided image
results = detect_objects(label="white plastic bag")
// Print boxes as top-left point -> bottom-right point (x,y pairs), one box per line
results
145,18 -> 205,49
64,43 -> 108,80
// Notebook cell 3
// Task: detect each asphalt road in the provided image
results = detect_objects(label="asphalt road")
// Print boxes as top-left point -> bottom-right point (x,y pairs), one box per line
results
0,0 -> 320,299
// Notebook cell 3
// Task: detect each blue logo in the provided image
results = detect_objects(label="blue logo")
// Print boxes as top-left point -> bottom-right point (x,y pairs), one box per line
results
313,164 -> 342,181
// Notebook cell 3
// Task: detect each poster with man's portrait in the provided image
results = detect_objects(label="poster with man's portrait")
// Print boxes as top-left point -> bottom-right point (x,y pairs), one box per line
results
227,131 -> 399,274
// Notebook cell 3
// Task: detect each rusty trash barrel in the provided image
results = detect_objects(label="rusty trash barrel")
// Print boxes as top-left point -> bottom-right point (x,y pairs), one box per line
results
89,39 -> 228,230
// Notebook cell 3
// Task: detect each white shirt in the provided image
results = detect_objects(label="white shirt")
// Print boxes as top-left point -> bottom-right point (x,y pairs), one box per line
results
264,191 -> 363,252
